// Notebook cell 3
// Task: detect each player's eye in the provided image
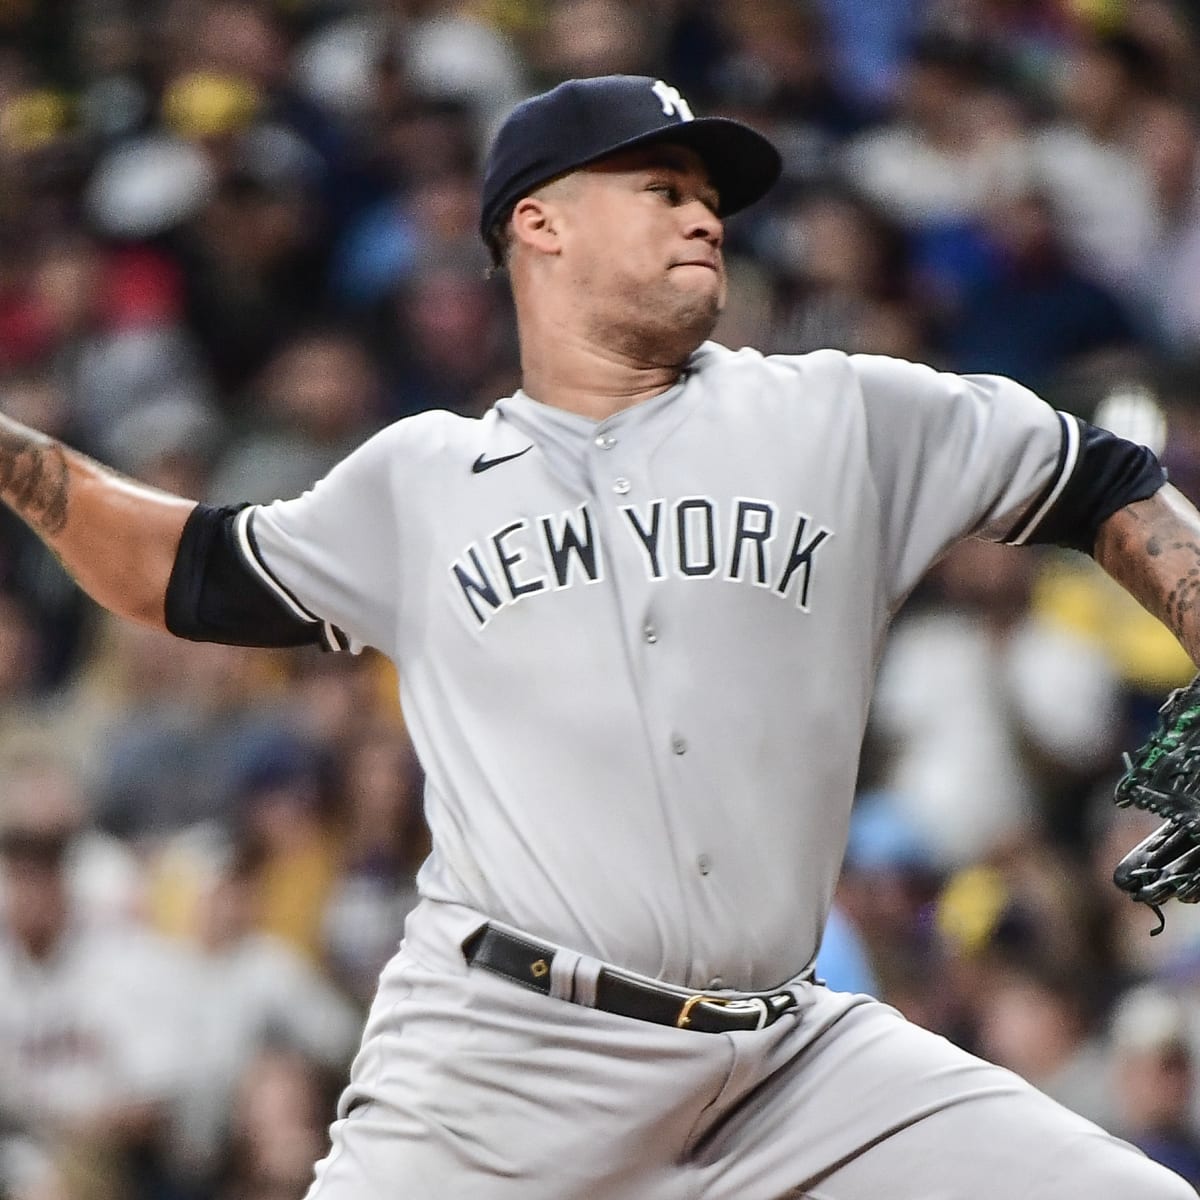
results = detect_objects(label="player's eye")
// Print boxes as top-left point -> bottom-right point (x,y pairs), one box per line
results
648,182 -> 681,203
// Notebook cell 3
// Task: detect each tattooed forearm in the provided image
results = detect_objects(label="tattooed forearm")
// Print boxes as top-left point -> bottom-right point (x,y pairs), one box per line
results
0,422 -> 70,536
0,413 -> 195,630
1164,546 -> 1200,647
1096,487 -> 1200,665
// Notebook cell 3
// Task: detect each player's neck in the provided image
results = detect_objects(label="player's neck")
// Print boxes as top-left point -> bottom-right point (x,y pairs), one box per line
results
518,327 -> 686,421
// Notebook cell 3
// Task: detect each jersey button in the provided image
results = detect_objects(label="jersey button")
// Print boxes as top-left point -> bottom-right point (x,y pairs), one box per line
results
697,854 -> 712,876
613,477 -> 631,495
671,736 -> 688,755
596,434 -> 617,449
707,977 -> 723,990
643,622 -> 658,644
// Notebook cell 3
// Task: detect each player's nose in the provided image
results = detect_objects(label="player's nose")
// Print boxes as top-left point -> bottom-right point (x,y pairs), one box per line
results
683,202 -> 723,249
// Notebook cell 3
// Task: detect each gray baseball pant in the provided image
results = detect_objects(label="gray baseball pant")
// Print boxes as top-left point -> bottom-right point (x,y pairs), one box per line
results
305,901 -> 1193,1199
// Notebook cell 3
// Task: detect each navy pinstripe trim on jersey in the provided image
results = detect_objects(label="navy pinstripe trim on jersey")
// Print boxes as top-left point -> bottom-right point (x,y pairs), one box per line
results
237,509 -> 343,652
1004,411 -> 1079,546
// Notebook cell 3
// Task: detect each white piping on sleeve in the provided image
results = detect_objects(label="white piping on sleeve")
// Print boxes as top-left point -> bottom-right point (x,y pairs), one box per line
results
233,507 -> 320,624
1008,412 -> 1080,546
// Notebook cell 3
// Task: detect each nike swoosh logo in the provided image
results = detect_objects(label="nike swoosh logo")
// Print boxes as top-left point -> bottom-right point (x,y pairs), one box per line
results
472,446 -> 533,474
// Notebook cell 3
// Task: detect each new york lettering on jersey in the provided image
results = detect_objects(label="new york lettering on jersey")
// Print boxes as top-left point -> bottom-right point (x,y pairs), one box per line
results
448,495 -> 834,628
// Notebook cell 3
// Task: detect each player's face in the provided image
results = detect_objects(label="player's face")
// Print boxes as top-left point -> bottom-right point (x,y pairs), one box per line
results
557,145 -> 727,361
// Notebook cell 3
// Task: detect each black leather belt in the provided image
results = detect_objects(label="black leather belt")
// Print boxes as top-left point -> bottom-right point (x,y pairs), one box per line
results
462,923 -> 799,1034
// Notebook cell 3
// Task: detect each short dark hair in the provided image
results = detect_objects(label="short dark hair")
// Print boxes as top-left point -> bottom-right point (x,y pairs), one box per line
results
484,214 -> 513,272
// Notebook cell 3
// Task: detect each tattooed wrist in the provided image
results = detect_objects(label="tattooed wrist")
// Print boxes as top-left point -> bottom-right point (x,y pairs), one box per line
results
1096,490 -> 1200,665
0,421 -> 69,536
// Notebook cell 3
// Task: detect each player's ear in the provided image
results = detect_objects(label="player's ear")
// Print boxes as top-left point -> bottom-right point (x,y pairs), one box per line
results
511,195 -> 563,257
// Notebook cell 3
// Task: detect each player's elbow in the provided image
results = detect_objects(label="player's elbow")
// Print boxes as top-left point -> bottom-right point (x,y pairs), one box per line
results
123,590 -> 173,634
78,526 -> 183,634
86,574 -> 173,634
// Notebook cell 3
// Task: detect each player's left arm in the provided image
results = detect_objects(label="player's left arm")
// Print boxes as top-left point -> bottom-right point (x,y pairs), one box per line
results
1094,484 -> 1200,666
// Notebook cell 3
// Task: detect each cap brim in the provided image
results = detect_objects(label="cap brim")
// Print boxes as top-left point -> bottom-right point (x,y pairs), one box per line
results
597,117 -> 782,218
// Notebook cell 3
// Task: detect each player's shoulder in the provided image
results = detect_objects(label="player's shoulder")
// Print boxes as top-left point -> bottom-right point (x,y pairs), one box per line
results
690,341 -> 864,402
367,405 -> 491,446
693,340 -> 850,374
700,342 -> 976,398
339,406 -> 502,471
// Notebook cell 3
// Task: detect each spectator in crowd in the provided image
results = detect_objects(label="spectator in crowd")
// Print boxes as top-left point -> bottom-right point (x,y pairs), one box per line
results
207,328 -> 382,505
380,253 -> 517,418
872,539 -> 1121,865
813,902 -> 880,998
0,592 -> 44,723
172,164 -> 328,398
834,794 -> 941,1023
321,721 -> 424,1006
398,0 -> 527,136
535,0 -> 657,82
1134,94 -> 1200,356
1110,986 -> 1200,1187
973,955 -> 1117,1131
0,784 -> 193,1200
938,188 -> 1137,387
330,157 -> 479,309
171,840 -> 359,1187
713,0 -> 865,183
227,726 -> 341,964
0,746 -> 141,923
214,1044 -> 339,1200
92,623 -> 282,841
1029,31 -> 1160,298
765,185 -> 924,360
813,0 -> 925,111
283,646 -> 404,751
842,32 -> 1030,230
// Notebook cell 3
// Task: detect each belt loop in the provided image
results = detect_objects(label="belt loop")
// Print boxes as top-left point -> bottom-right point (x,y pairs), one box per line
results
549,949 -> 581,1001
572,955 -> 602,1008
745,997 -> 770,1031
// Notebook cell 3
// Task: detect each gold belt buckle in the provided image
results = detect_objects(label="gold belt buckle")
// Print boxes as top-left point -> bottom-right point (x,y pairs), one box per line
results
676,993 -> 729,1028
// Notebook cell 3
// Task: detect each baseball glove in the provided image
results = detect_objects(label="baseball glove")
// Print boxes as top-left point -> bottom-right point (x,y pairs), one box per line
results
1113,674 -> 1200,934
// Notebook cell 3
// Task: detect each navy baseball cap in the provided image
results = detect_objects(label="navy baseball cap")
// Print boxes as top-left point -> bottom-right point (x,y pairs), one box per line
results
479,75 -> 782,243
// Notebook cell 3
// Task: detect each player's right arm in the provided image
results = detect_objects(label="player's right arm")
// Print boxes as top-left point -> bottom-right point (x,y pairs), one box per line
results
1,405 -> 408,654
0,413 -> 195,631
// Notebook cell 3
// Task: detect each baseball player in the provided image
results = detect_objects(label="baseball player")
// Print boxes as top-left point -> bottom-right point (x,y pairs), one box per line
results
0,75 -> 1195,1198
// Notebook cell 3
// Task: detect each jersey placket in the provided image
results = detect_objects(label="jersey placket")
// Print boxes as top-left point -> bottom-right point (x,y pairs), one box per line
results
585,404 -> 721,990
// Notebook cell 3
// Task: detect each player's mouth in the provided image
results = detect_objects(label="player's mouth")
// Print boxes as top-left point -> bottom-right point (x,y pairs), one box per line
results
671,258 -> 720,273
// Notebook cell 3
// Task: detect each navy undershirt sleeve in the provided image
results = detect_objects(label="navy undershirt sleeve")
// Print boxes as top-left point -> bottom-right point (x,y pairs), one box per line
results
165,503 -> 328,648
1026,421 -> 1166,555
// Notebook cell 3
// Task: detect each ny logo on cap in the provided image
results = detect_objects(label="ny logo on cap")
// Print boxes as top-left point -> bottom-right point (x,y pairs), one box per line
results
651,79 -> 694,122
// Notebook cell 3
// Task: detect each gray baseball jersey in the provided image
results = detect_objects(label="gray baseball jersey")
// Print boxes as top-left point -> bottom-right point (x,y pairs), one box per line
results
244,341 -> 1074,992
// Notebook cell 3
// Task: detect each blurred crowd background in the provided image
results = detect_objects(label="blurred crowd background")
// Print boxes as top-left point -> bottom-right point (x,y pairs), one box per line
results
3,0 -> 1200,1196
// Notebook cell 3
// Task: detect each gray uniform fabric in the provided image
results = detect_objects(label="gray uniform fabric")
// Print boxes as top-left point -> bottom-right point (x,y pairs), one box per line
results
307,899 -> 1188,1199
250,343 -> 1073,988
244,342 -> 1186,1196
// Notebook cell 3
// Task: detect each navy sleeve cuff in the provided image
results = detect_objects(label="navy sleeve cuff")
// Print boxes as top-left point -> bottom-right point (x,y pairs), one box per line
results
165,504 -> 347,650
1011,418 -> 1166,555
